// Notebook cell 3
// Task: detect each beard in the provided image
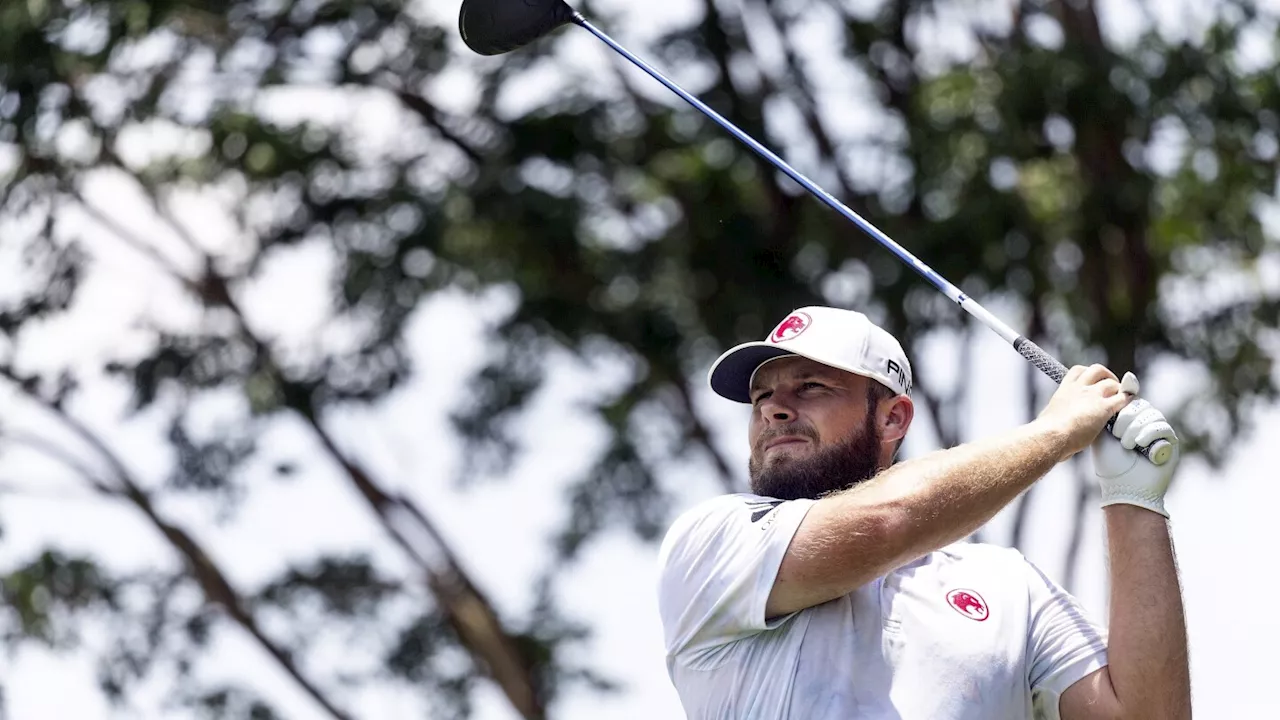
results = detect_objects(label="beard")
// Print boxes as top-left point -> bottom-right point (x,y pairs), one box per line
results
748,413 -> 883,502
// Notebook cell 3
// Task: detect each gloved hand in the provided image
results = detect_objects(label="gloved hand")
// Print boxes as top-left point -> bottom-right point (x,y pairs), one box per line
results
1090,375 -> 1180,517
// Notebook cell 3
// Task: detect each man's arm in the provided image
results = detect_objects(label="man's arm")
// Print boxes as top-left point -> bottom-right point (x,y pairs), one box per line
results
1059,507 -> 1191,720
767,364 -> 1129,618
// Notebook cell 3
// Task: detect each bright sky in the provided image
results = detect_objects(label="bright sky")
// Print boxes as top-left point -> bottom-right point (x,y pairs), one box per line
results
1,0 -> 1277,717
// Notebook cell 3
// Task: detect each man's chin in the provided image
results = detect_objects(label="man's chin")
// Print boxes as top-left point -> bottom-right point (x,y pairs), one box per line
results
748,430 -> 883,501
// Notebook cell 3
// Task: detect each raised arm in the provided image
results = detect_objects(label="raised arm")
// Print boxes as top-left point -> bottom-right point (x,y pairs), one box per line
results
766,364 -> 1132,619
1060,399 -> 1190,720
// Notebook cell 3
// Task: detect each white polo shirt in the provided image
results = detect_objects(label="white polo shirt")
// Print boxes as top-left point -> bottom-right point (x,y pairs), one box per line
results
657,493 -> 1109,719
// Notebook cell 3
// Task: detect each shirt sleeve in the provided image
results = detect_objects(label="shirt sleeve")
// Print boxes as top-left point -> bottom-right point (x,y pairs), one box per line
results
656,493 -> 815,667
1024,558 -> 1110,720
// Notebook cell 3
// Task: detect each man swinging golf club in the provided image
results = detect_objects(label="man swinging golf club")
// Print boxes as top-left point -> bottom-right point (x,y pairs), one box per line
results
657,307 -> 1190,719
453,7 -> 1188,715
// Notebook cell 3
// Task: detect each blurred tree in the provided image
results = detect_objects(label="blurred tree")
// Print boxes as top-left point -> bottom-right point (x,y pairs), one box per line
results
0,0 -> 1276,716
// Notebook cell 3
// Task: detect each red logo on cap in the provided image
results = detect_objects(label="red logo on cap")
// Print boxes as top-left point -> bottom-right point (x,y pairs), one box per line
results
770,312 -> 812,343
946,589 -> 989,621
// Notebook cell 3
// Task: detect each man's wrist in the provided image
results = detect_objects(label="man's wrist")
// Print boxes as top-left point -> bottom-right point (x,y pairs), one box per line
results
1102,499 -> 1170,522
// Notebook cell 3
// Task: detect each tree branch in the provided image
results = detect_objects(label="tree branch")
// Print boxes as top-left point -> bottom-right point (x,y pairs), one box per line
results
915,378 -> 955,450
389,89 -> 485,166
0,479 -> 109,501
1062,455 -> 1097,593
1055,0 -> 1152,374
301,416 -> 544,719
0,428 -> 120,496
755,0 -> 861,202
907,322 -> 972,454
0,367 -> 356,720
1010,303 -> 1047,550
698,0 -> 749,124
671,373 -> 739,492
80,163 -> 547,718
62,186 -> 200,294
601,12 -> 799,243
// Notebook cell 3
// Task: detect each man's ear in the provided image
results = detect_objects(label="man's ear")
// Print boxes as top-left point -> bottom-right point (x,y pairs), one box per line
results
881,395 -> 914,445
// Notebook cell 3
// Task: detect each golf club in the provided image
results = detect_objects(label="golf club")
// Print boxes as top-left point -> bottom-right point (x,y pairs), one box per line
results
457,0 -> 1172,465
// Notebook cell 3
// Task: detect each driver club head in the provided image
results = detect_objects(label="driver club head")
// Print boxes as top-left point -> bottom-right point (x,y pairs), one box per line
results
459,0 -> 579,56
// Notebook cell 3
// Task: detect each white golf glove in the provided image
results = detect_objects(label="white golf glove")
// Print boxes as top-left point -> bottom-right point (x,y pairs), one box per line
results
1090,378 -> 1180,517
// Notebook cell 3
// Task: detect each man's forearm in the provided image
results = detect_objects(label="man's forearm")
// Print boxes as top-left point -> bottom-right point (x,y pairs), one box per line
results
1104,505 -> 1191,720
792,419 -> 1066,585
853,418 -> 1068,558
767,366 -> 1132,619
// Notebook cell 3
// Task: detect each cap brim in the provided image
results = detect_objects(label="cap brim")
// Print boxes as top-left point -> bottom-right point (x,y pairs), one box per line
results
708,343 -> 797,404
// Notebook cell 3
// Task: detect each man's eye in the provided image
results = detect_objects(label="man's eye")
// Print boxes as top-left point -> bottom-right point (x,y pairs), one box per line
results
801,382 -> 824,391
752,391 -> 772,405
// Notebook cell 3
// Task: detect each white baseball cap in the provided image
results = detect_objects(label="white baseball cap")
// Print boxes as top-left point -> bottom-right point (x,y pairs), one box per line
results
708,306 -> 913,403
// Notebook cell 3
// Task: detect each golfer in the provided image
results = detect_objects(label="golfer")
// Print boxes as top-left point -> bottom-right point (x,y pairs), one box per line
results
657,306 -> 1190,719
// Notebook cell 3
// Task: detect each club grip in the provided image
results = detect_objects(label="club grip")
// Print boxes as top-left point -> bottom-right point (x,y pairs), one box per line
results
1013,335 -> 1069,382
1013,336 -> 1172,465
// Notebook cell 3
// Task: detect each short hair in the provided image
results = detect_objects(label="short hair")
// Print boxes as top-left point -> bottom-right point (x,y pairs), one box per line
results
866,380 -> 906,460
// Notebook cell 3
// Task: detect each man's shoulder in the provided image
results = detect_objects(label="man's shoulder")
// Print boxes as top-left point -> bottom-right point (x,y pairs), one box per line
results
657,492 -> 807,567
659,494 -> 775,548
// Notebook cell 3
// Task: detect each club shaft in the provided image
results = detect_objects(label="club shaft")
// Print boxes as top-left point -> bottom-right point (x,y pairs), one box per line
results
576,17 -> 1018,339
573,16 -> 1166,462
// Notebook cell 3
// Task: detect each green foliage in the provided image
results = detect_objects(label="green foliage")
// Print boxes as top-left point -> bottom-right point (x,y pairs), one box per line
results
385,611 -> 478,720
254,556 -> 398,617
1,0 -> 1277,716
1,551 -> 117,647
179,685 -> 283,720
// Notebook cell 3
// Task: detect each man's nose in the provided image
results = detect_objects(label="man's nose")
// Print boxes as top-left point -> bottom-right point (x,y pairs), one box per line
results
759,396 -> 795,423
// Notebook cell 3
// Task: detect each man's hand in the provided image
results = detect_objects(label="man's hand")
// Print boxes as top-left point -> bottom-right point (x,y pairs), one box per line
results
1091,395 -> 1180,517
1037,364 -> 1134,463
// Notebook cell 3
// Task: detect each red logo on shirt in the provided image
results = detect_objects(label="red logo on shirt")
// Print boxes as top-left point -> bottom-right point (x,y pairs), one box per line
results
946,589 -> 989,621
770,312 -> 812,343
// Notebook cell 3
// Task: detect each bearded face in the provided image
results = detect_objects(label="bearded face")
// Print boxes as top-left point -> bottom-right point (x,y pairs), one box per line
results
748,407 -> 883,501
746,356 -> 905,501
